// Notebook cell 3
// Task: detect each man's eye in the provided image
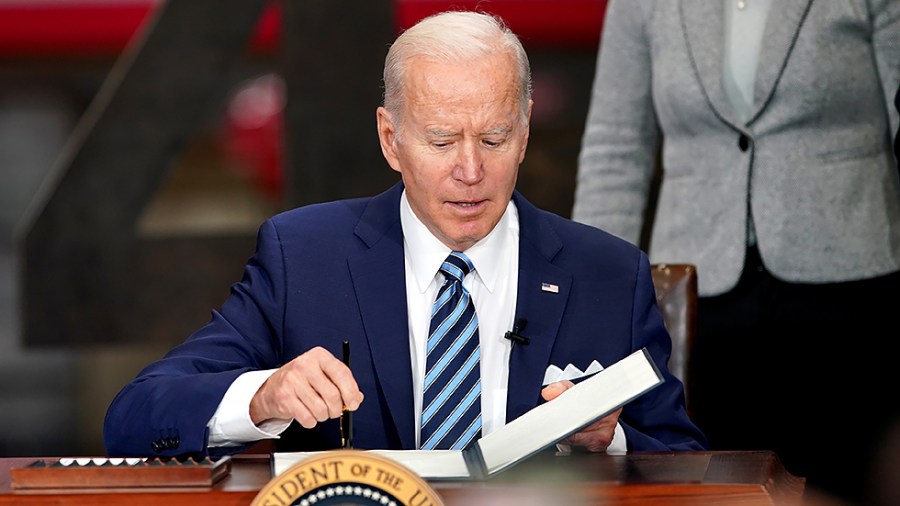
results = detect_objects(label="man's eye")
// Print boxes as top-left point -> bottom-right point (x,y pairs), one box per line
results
433,141 -> 452,149
483,139 -> 504,148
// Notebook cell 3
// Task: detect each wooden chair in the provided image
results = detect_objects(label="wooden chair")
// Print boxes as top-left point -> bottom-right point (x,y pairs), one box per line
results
650,263 -> 697,413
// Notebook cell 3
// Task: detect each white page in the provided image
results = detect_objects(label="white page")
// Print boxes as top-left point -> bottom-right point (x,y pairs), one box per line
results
273,449 -> 469,479
478,348 -> 662,475
369,450 -> 469,479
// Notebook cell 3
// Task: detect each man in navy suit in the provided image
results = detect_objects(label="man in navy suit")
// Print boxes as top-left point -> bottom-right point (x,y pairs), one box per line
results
104,11 -> 706,458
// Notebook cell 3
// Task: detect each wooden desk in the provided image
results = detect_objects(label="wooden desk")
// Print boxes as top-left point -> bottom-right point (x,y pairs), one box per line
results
0,450 -> 804,505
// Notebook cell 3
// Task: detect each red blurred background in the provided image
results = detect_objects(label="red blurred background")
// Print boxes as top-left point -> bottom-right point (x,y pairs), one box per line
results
0,1 -> 606,204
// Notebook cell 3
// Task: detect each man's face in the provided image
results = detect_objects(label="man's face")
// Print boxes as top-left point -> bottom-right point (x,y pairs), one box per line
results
377,53 -> 532,252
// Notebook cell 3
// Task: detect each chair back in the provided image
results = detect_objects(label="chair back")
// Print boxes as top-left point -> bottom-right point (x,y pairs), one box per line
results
650,263 -> 697,412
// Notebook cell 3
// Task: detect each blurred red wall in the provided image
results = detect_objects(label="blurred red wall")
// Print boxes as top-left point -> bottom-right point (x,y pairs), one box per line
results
0,0 -> 606,59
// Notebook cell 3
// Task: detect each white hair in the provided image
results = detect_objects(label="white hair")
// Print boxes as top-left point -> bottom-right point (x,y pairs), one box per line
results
382,10 -> 533,128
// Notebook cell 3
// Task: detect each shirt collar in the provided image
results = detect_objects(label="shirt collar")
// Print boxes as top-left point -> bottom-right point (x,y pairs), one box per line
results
400,189 -> 518,294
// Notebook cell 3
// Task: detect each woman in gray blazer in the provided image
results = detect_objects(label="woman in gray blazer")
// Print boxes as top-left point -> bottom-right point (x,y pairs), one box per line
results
572,0 -> 900,503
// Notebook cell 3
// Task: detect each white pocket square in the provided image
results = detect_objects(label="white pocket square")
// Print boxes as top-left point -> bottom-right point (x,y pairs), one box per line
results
542,360 -> 604,386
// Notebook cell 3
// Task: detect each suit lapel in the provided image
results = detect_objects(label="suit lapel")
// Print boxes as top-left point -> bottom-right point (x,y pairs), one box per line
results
747,0 -> 813,123
682,0 -> 813,127
348,183 -> 417,449
680,0 -> 738,127
505,194 -> 572,422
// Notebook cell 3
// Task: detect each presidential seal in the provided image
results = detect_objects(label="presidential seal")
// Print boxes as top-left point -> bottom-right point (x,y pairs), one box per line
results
251,450 -> 444,506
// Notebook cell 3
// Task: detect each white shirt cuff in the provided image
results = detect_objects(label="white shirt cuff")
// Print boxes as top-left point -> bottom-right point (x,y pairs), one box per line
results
207,369 -> 292,447
607,422 -> 627,454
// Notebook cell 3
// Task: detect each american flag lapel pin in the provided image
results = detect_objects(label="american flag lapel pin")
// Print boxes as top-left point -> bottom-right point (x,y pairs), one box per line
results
541,282 -> 559,293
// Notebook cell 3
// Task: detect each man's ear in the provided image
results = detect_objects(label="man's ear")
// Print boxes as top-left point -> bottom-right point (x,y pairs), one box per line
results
376,107 -> 402,174
518,99 -> 533,164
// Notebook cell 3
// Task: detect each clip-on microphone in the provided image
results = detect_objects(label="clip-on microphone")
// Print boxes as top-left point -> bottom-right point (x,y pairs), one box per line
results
504,318 -> 530,345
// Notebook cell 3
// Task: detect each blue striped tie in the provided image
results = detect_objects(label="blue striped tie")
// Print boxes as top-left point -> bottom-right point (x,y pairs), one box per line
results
421,251 -> 482,450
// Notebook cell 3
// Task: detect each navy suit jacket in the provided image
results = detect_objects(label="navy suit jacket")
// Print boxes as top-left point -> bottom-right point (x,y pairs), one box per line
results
104,183 -> 707,457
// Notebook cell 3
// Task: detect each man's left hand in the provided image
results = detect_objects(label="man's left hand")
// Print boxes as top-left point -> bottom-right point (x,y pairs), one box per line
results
541,380 -> 622,452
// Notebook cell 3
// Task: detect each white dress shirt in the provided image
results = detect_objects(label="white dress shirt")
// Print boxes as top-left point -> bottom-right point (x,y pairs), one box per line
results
399,189 -> 518,446
722,0 -> 772,123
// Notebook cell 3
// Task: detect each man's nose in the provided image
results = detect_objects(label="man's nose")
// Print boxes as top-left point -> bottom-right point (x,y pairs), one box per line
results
453,142 -> 484,183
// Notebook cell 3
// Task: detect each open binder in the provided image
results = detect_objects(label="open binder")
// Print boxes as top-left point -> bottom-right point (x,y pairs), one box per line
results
273,347 -> 663,480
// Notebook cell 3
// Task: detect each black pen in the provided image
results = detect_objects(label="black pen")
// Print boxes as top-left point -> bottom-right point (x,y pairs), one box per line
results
341,340 -> 353,449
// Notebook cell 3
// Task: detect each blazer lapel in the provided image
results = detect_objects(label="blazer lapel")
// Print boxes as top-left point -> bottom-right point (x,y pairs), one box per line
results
680,0 -> 740,127
894,85 -> 900,164
505,193 -> 573,422
348,183 -> 417,449
747,0 -> 813,123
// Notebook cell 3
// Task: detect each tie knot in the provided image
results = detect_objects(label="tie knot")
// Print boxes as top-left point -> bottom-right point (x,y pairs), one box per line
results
440,251 -> 474,283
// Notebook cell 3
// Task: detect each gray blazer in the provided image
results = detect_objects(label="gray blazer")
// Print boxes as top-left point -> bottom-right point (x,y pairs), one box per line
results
572,0 -> 900,296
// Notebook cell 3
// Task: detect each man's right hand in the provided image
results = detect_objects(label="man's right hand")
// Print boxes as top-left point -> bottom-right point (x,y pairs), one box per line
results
249,346 -> 364,428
